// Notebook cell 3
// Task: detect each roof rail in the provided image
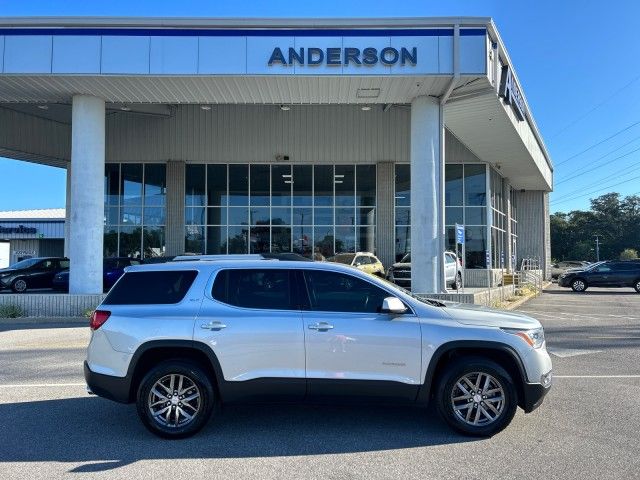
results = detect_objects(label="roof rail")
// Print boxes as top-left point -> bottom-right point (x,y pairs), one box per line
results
172,253 -> 313,262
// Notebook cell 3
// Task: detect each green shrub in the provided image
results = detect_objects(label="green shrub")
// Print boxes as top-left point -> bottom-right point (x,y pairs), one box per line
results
83,307 -> 97,318
0,304 -> 24,318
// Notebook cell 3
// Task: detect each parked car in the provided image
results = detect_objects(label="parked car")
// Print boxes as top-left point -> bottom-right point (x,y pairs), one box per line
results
84,255 -> 552,439
387,251 -> 462,290
327,252 -> 385,276
52,257 -> 143,292
558,260 -> 640,292
550,260 -> 590,279
0,257 -> 69,293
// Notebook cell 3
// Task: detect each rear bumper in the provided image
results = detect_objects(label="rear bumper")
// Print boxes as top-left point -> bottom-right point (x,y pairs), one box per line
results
84,361 -> 132,404
522,381 -> 551,413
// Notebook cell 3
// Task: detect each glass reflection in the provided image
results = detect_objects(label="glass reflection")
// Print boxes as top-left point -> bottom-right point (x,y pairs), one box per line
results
229,164 -> 248,206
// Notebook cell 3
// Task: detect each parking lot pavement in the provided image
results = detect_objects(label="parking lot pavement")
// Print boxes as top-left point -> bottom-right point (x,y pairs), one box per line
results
1,287 -> 639,480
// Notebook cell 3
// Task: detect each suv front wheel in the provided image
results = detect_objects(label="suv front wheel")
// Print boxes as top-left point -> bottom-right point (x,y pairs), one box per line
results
436,357 -> 517,437
136,360 -> 215,439
570,278 -> 588,292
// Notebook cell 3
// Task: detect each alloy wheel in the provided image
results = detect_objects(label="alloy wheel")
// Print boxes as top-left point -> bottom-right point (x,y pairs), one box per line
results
148,374 -> 201,428
572,280 -> 585,292
451,372 -> 505,426
13,279 -> 27,293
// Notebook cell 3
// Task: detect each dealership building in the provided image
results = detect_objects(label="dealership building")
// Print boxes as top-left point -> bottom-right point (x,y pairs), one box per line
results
0,17 -> 552,294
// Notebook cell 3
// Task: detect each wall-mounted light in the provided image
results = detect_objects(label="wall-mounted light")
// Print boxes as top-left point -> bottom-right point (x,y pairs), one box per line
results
120,105 -> 131,111
280,105 -> 291,111
200,105 -> 212,111
361,105 -> 372,111
37,104 -> 49,110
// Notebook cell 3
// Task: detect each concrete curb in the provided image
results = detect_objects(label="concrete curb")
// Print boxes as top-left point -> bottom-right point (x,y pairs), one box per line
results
0,316 -> 88,324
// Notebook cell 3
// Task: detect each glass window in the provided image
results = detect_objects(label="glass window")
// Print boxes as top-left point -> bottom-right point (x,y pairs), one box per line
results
103,270 -> 198,305
185,226 -> 205,255
59,259 -> 70,269
229,164 -> 249,206
121,164 -> 143,204
465,226 -> 487,269
272,165 -> 292,206
185,207 -> 206,226
227,226 -> 248,254
293,207 -> 312,226
143,226 -> 165,258
206,207 -> 227,226
396,207 -> 410,226
465,207 -> 486,225
212,269 -> 292,310
357,207 -> 375,226
121,205 -> 142,225
293,165 -> 312,206
271,227 -> 292,253
250,207 -> 270,226
105,206 -> 119,225
445,164 -> 464,206
395,226 -> 411,262
356,165 -> 376,206
314,208 -> 333,226
271,207 -> 291,226
207,164 -> 227,206
395,164 -> 411,206
105,164 -> 120,206
314,226 -> 334,259
357,226 -> 376,253
250,165 -> 270,206
335,208 -> 355,226
303,270 -> 390,313
335,165 -> 355,207
104,226 -> 118,258
464,164 -> 487,206
228,207 -> 249,225
144,164 -> 166,207
250,226 -> 270,253
293,225 -> 312,258
335,226 -> 356,254
206,226 -> 227,254
445,207 -> 463,226
119,226 -> 142,258
314,165 -> 333,207
185,164 -> 206,207
143,207 -> 165,226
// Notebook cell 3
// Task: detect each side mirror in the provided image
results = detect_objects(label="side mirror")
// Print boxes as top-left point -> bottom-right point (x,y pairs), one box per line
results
381,296 -> 407,314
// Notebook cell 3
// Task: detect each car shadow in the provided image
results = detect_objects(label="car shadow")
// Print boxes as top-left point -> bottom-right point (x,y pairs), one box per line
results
542,289 -> 638,295
1,396 -> 477,471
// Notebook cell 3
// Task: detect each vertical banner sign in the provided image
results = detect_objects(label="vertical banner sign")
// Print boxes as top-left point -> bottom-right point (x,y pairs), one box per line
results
500,251 -> 505,268
485,250 -> 491,269
455,224 -> 465,245
486,250 -> 492,304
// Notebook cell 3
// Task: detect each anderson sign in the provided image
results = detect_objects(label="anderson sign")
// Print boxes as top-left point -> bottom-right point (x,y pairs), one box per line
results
268,46 -> 418,67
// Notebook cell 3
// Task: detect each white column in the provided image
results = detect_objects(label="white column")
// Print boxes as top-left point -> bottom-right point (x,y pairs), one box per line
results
64,163 -> 71,258
69,95 -> 105,294
410,96 -> 442,294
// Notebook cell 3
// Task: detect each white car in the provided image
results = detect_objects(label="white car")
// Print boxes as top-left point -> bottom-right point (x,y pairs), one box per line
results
387,251 -> 462,290
85,254 -> 552,438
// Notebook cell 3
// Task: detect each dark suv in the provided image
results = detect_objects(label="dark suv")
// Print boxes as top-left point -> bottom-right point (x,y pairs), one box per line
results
0,257 -> 70,293
558,260 -> 640,292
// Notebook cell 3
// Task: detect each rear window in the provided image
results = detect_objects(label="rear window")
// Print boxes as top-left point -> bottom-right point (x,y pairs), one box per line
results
103,270 -> 198,305
212,269 -> 292,310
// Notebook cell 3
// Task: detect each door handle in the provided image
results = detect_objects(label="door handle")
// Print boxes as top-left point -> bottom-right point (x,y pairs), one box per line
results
200,321 -> 227,331
308,322 -> 334,331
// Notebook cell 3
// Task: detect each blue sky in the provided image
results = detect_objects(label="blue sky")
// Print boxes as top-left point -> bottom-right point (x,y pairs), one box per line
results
1,0 -> 639,214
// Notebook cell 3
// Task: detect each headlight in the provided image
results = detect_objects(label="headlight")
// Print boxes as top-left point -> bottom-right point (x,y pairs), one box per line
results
502,327 -> 545,349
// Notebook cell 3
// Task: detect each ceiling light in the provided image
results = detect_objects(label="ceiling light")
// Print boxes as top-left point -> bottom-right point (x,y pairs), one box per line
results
200,105 -> 211,111
37,104 -> 49,110
279,105 -> 290,111
120,105 -> 131,112
361,106 -> 371,111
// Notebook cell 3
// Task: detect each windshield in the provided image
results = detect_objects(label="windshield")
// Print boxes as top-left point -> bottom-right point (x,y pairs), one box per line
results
399,253 -> 411,263
9,258 -> 39,269
329,254 -> 356,265
585,261 -> 605,271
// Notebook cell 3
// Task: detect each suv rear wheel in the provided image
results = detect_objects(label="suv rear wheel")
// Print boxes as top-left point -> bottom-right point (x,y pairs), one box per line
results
452,273 -> 462,290
436,357 -> 517,437
634,279 -> 640,293
11,278 -> 28,293
136,360 -> 215,439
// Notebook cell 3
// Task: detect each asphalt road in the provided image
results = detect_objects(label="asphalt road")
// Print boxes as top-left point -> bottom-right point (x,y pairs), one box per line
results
1,284 -> 639,479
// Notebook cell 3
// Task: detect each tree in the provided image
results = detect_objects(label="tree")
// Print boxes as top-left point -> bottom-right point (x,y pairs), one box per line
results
620,248 -> 638,260
551,193 -> 640,261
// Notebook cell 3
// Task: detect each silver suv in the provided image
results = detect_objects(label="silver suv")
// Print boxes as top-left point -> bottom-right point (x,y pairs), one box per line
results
85,256 -> 552,439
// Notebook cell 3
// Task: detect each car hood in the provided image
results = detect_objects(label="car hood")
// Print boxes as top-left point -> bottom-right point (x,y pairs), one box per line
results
442,302 -> 541,330
561,268 -> 588,275
0,268 -> 18,275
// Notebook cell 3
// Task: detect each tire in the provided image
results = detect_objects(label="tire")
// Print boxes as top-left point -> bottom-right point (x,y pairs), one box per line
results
634,279 -> 640,293
436,357 -> 518,437
570,278 -> 588,292
136,360 -> 215,439
451,273 -> 462,290
11,278 -> 28,293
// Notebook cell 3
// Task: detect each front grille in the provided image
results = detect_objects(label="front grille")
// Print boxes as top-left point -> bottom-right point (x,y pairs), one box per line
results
393,269 -> 411,279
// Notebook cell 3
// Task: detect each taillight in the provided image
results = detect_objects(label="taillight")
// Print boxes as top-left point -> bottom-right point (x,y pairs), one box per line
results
90,310 -> 111,330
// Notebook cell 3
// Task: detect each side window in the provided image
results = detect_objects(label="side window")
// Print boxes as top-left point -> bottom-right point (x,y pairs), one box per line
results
445,254 -> 455,264
595,265 -> 612,272
103,270 -> 198,305
42,260 -> 55,269
59,260 -> 70,269
212,269 -> 292,310
303,270 -> 390,313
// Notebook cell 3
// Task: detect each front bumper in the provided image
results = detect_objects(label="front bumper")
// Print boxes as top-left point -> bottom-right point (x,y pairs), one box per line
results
522,380 -> 552,413
557,276 -> 572,287
84,361 -> 132,404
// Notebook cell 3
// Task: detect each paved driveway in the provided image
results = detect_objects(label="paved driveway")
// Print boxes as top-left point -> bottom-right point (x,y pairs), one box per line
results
0,285 -> 639,479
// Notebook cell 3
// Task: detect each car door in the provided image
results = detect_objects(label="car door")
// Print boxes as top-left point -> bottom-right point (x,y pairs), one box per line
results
587,264 -> 614,286
301,269 -> 422,401
31,259 -> 56,288
194,267 -> 306,400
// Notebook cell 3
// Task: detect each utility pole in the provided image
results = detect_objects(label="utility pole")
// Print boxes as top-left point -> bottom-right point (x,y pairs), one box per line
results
593,235 -> 601,262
